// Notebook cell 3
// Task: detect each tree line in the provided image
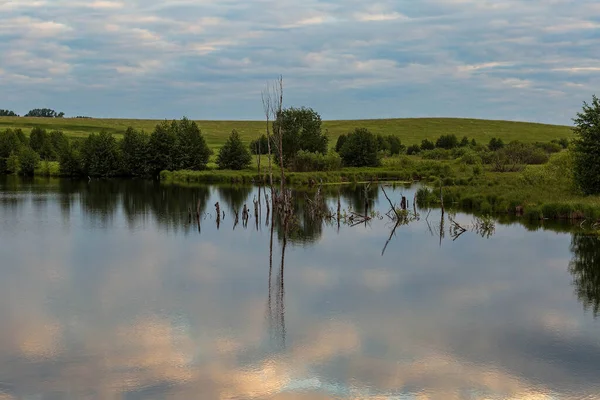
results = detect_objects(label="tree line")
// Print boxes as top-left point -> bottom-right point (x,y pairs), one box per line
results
0,108 -> 65,118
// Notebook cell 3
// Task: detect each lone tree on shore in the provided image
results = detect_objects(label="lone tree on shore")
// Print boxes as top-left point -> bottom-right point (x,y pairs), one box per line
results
573,95 -> 600,195
217,130 -> 252,170
339,128 -> 380,167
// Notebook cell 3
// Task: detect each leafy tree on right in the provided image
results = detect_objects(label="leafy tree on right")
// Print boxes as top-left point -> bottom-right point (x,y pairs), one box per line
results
338,128 -> 380,167
573,95 -> 600,195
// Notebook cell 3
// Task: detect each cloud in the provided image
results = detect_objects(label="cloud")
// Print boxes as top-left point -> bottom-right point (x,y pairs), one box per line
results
0,0 -> 597,123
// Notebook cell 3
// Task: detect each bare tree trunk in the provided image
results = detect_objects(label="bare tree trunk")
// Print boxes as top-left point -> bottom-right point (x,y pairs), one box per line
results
275,76 -> 285,196
261,89 -> 274,193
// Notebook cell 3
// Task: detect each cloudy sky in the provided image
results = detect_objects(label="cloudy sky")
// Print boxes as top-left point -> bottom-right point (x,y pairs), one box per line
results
0,0 -> 598,124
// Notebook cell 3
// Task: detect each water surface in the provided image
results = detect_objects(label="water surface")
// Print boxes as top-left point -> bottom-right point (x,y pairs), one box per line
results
0,177 -> 599,399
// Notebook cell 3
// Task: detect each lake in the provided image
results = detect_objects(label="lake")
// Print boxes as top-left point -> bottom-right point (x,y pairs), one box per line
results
0,177 -> 599,399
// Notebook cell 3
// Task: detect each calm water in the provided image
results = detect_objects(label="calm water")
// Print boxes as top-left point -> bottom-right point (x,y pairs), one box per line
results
0,177 -> 599,400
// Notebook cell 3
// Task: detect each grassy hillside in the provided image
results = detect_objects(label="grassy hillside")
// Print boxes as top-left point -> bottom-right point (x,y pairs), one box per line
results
0,116 -> 573,150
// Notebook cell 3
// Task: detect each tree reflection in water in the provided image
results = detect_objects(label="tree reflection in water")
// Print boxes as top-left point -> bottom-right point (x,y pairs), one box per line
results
569,233 -> 600,316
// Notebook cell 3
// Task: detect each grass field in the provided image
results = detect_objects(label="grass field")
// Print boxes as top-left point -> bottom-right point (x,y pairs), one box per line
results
0,116 -> 573,151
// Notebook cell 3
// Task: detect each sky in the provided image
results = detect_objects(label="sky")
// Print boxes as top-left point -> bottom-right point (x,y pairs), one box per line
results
0,0 -> 598,124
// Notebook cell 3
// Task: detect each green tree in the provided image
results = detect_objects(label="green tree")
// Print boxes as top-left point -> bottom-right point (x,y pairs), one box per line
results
147,121 -> 177,176
0,129 -> 23,158
386,135 -> 403,155
80,132 -> 122,176
59,144 -> 82,176
250,134 -> 270,155
573,95 -> 600,194
569,233 -> 600,315
273,107 -> 327,166
172,117 -> 211,170
435,134 -> 459,149
420,139 -> 435,151
0,110 -> 18,117
407,144 -> 421,155
49,130 -> 70,157
335,134 -> 347,153
6,151 -> 20,174
460,136 -> 470,147
18,147 -> 40,176
25,108 -> 64,118
121,127 -> 149,176
489,137 -> 505,151
339,128 -> 380,167
217,130 -> 252,170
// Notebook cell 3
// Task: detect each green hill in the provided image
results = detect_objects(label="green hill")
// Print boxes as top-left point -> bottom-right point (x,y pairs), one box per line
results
0,116 -> 573,150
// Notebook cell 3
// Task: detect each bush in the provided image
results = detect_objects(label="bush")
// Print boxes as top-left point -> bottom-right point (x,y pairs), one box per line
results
291,150 -> 342,172
18,147 -> 40,176
435,134 -> 459,149
421,139 -> 435,151
459,136 -> 470,147
534,141 -> 562,154
339,128 -> 380,167
489,137 -> 505,151
573,96 -> 600,194
460,149 -> 482,165
217,130 -> 252,170
406,144 -> 421,155
420,148 -> 453,160
470,138 -> 477,147
387,136 -> 404,155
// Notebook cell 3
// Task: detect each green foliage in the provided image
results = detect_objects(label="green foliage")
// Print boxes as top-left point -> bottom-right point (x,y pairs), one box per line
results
217,130 -> 252,170
569,233 -> 600,316
147,121 -> 176,175
573,95 -> 600,194
29,127 -> 56,160
534,141 -> 562,153
25,108 -> 64,118
421,148 -> 453,160
121,127 -> 149,176
459,136 -> 470,147
18,147 -> 40,176
6,151 -> 20,174
59,144 -> 82,176
0,129 -> 24,158
172,117 -> 211,170
250,134 -> 270,155
80,132 -> 122,176
470,138 -> 477,147
291,150 -> 342,172
339,128 -> 380,167
420,139 -> 435,151
386,135 -> 404,155
0,109 -> 18,117
488,137 -> 505,151
335,134 -> 347,153
435,134 -> 459,149
406,144 -> 421,155
460,149 -> 482,165
49,130 -> 70,157
273,107 -> 327,166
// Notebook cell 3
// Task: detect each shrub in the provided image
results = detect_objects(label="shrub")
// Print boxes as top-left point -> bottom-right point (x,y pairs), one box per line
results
387,136 -> 404,155
460,149 -> 482,165
435,134 -> 459,149
406,144 -> 421,155
217,130 -> 252,170
459,136 -> 470,147
488,137 -> 505,151
535,141 -> 562,154
420,139 -> 435,151
291,150 -> 341,172
470,138 -> 477,147
420,148 -> 453,160
18,147 -> 40,176
339,128 -> 380,167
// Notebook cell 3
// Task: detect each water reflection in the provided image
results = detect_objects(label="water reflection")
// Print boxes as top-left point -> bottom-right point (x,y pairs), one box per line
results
1,177 -> 600,399
569,233 -> 600,316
